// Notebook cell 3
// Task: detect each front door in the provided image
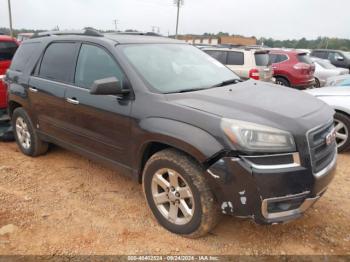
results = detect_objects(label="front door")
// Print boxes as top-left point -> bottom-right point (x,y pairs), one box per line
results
64,43 -> 132,167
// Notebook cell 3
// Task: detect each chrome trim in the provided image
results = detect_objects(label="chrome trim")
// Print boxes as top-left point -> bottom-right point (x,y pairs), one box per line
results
314,149 -> 337,179
29,87 -> 38,93
242,152 -> 301,170
66,98 -> 79,105
306,119 -> 336,178
261,191 -> 321,220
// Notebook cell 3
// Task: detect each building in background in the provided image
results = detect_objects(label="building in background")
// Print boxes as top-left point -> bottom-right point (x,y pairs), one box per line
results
178,35 -> 257,46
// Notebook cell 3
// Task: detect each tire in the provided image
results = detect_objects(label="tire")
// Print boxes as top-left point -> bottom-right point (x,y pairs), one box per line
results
275,77 -> 290,87
142,148 -> 220,238
314,78 -> 321,88
334,112 -> 350,153
12,108 -> 49,157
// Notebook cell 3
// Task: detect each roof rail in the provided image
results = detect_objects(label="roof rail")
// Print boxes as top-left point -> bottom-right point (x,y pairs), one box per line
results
32,29 -> 103,38
108,31 -> 163,37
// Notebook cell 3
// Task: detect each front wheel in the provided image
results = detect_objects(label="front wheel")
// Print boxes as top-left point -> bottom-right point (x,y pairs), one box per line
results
334,112 -> 350,153
142,149 -> 220,238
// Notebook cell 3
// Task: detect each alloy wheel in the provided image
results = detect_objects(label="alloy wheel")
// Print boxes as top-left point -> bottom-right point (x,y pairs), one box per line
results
16,117 -> 31,150
151,168 -> 195,225
334,119 -> 349,148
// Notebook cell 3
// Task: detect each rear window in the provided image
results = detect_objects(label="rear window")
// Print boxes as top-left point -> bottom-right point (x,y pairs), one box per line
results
204,50 -> 227,64
254,53 -> 270,66
298,54 -> 312,64
39,42 -> 78,83
227,51 -> 244,65
269,54 -> 288,64
10,42 -> 39,72
0,41 -> 18,61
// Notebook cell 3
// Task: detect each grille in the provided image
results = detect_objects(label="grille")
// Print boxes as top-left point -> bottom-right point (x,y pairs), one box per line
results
308,121 -> 337,174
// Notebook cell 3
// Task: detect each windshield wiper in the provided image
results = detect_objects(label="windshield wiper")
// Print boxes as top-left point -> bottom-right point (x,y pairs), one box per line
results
211,78 -> 242,88
165,87 -> 209,94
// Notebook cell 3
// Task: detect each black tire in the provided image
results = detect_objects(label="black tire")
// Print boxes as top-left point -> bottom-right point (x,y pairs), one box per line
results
12,108 -> 49,157
314,78 -> 321,88
142,148 -> 220,238
334,112 -> 350,153
275,77 -> 290,87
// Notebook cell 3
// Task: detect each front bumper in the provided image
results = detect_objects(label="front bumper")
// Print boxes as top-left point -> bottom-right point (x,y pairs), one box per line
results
206,150 -> 337,225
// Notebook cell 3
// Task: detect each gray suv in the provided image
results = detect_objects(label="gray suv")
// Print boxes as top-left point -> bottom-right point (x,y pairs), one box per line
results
311,49 -> 350,70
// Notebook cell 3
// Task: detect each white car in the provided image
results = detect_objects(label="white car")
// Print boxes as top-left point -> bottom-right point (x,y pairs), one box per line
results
310,57 -> 349,87
306,86 -> 350,152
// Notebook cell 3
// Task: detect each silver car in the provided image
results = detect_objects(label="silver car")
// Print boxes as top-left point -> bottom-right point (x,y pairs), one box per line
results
306,87 -> 350,152
325,74 -> 350,87
310,57 -> 349,87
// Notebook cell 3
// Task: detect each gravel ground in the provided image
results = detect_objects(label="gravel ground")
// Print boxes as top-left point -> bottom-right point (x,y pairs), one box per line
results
0,142 -> 349,255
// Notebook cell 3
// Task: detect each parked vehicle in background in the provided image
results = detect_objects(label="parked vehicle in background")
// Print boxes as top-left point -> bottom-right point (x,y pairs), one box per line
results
306,87 -> 350,152
203,47 -> 274,82
310,57 -> 349,87
17,33 -> 34,43
310,49 -> 350,70
326,74 -> 350,87
6,30 -> 336,237
0,35 -> 18,140
269,50 -> 315,89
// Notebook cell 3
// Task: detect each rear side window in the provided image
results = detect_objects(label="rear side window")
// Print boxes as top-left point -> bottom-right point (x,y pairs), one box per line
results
227,51 -> 244,65
204,50 -> 227,64
254,53 -> 270,66
311,51 -> 327,59
75,44 -> 125,89
10,42 -> 38,72
0,41 -> 18,61
270,54 -> 288,63
297,54 -> 312,64
39,42 -> 77,83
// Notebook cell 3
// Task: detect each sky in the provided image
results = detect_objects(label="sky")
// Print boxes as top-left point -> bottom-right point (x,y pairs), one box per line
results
0,0 -> 349,40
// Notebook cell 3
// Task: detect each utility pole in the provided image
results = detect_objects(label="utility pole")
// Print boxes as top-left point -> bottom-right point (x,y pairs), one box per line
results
113,19 -> 119,32
7,0 -> 13,37
174,0 -> 184,39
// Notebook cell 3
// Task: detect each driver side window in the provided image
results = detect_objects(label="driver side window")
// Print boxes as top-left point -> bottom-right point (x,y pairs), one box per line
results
75,44 -> 124,89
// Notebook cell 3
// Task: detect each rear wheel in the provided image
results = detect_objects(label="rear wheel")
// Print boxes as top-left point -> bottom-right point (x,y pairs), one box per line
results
334,112 -> 350,153
275,77 -> 290,87
142,149 -> 220,238
314,78 -> 321,88
12,108 -> 49,157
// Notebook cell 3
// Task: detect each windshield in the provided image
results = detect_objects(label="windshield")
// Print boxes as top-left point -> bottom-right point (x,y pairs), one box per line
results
317,60 -> 336,69
0,41 -> 18,61
120,44 -> 239,93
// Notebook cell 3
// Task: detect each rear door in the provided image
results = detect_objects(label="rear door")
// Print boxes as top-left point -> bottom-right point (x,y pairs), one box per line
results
29,41 -> 80,140
254,51 -> 273,82
63,43 -> 132,166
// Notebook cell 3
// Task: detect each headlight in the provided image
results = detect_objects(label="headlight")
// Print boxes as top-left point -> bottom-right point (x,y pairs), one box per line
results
221,118 -> 296,153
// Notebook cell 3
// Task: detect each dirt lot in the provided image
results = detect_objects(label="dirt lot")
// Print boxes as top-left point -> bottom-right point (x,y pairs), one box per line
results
0,142 -> 349,255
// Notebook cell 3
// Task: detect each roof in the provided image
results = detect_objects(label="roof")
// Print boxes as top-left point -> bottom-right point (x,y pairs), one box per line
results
31,29 -> 183,45
269,49 -> 306,55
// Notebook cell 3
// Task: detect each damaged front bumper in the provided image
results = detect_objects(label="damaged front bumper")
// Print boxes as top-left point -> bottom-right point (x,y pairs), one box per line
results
206,149 -> 337,225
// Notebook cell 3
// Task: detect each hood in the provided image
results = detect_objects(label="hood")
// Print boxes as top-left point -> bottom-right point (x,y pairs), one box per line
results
167,80 -> 332,131
305,86 -> 350,97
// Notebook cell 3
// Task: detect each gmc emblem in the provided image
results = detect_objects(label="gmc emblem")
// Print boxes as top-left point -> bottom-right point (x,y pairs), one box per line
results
326,128 -> 337,146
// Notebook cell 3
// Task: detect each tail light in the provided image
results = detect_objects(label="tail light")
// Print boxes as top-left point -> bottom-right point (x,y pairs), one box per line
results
293,63 -> 311,75
249,68 -> 260,80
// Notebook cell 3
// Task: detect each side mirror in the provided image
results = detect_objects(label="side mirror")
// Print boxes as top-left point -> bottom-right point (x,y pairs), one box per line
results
90,77 -> 129,96
336,55 -> 344,61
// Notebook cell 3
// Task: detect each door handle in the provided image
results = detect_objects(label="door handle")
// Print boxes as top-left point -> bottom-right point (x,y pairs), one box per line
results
66,98 -> 79,105
29,87 -> 38,93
